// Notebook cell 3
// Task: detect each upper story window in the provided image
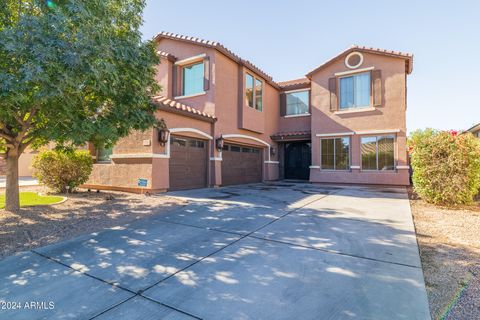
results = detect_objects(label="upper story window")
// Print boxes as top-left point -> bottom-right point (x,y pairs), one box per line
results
339,72 -> 370,109
182,61 -> 204,96
361,135 -> 395,171
245,73 -> 263,111
286,90 -> 309,116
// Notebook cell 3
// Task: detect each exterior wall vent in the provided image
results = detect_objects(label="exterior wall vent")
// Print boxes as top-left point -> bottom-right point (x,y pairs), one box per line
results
345,52 -> 363,69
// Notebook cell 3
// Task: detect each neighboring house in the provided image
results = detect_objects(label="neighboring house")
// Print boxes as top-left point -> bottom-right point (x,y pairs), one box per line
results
83,32 -> 413,192
465,123 -> 480,137
0,149 -> 38,177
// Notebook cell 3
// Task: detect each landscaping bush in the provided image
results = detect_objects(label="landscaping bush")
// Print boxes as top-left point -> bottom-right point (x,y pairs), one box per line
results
409,129 -> 480,205
32,150 -> 93,193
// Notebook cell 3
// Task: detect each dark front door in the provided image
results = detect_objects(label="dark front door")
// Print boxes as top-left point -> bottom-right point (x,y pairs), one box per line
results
285,141 -> 311,180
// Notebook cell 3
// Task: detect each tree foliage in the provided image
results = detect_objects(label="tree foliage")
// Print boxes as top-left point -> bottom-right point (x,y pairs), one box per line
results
409,129 -> 480,205
0,0 -> 160,210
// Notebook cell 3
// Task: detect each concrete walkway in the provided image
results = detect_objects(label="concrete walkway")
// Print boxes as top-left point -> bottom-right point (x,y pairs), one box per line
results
0,176 -> 39,188
0,183 -> 431,319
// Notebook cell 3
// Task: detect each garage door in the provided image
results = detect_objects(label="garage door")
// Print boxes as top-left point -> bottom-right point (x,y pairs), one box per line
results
169,135 -> 208,190
222,144 -> 262,186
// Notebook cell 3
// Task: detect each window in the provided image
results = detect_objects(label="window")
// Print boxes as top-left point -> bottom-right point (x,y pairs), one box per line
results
246,74 -> 254,108
188,140 -> 205,148
339,72 -> 370,109
361,135 -> 395,171
97,145 -> 113,163
182,61 -> 204,96
171,137 -> 186,147
255,79 -> 263,111
321,138 -> 350,170
245,73 -> 263,111
286,90 -> 309,115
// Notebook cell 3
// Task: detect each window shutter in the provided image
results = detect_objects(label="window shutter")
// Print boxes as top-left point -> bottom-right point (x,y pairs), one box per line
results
372,70 -> 382,107
329,77 -> 338,111
280,93 -> 286,116
172,65 -> 178,97
203,57 -> 210,91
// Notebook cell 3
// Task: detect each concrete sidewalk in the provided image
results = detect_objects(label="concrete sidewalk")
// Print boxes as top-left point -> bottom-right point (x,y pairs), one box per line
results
0,176 -> 39,188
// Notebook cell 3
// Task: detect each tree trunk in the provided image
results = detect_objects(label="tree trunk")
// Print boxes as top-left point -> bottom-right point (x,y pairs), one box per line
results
5,153 -> 20,212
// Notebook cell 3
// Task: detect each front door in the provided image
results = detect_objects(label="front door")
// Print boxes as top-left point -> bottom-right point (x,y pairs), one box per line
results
285,141 -> 311,180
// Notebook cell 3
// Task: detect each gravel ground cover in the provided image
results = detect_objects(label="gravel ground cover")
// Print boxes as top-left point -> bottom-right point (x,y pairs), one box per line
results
409,187 -> 480,319
0,186 -> 186,259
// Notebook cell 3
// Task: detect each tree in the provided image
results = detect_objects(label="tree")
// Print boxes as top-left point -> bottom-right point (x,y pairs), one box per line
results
0,0 -> 160,211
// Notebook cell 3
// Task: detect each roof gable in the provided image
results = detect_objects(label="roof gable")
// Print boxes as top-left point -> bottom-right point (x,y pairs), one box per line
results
306,45 -> 413,77
154,32 -> 279,89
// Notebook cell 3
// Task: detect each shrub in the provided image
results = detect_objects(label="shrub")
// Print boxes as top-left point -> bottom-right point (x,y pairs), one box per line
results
409,129 -> 480,205
32,150 -> 93,193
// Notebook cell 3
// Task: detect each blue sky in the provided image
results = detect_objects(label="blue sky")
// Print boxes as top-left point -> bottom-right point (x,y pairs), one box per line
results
141,0 -> 479,133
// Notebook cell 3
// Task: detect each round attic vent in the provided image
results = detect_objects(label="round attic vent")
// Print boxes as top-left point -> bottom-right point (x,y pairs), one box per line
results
345,52 -> 363,69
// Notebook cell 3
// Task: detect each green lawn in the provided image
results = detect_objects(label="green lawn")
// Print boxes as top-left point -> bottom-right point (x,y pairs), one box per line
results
0,192 -> 64,209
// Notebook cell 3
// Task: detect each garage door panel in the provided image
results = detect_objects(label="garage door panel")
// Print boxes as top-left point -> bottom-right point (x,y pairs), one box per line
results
169,135 -> 207,190
222,144 -> 262,186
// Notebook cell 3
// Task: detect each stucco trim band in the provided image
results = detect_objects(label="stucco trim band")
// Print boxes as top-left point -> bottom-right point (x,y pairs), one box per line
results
174,53 -> 206,66
222,133 -> 272,161
355,129 -> 401,135
335,66 -> 374,77
315,132 -> 354,137
110,153 -> 169,159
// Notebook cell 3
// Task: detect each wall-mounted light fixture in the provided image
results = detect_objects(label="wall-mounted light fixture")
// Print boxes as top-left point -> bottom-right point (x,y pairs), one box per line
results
156,119 -> 170,146
270,147 -> 276,156
216,135 -> 225,151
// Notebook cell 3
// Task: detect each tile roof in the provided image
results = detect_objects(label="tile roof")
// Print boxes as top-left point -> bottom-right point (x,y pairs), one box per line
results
278,78 -> 310,87
306,45 -> 414,77
154,32 -> 280,89
465,122 -> 480,133
271,131 -> 311,140
278,78 -> 311,91
152,95 -> 216,121
156,50 -> 176,62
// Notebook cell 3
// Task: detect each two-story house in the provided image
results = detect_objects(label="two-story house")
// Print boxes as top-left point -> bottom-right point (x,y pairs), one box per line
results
83,32 -> 413,192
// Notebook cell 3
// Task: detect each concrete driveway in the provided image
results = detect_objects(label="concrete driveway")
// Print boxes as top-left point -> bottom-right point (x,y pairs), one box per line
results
0,183 -> 430,319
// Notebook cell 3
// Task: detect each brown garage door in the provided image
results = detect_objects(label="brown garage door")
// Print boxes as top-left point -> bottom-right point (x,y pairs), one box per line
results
169,135 -> 208,190
222,144 -> 262,186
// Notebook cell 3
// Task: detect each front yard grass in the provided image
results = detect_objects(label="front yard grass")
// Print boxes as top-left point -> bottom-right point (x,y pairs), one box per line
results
0,192 -> 64,209
409,187 -> 480,320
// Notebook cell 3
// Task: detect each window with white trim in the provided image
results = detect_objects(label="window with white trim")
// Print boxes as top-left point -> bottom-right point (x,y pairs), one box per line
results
245,73 -> 263,111
321,137 -> 350,170
361,135 -> 395,170
97,144 -> 113,163
286,90 -> 309,115
339,72 -> 370,109
182,61 -> 204,96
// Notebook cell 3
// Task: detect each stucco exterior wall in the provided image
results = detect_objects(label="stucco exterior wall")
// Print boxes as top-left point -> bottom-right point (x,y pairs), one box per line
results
309,52 -> 409,185
86,37 -> 411,191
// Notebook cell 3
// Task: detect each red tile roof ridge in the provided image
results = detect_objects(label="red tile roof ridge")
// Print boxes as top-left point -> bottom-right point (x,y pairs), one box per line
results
152,95 -> 216,120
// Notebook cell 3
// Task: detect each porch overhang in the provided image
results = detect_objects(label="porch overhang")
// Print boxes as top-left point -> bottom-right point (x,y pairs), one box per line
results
271,131 -> 311,142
